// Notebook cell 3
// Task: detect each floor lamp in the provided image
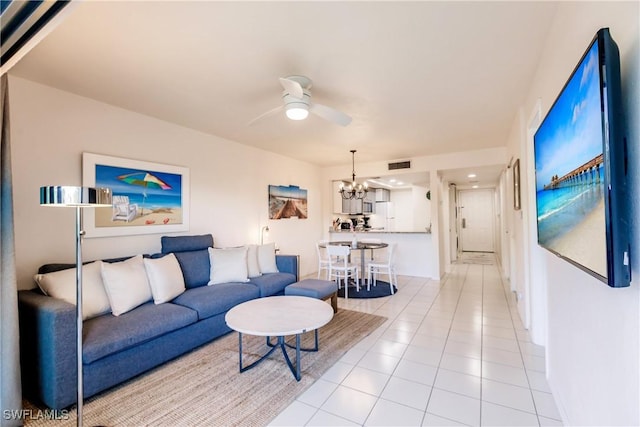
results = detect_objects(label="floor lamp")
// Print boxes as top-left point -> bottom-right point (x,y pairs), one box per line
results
40,186 -> 112,427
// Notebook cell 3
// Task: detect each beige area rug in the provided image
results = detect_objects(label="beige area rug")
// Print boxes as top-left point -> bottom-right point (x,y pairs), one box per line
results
24,309 -> 386,427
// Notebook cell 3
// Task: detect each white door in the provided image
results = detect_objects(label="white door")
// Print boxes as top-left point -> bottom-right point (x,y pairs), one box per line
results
459,189 -> 495,252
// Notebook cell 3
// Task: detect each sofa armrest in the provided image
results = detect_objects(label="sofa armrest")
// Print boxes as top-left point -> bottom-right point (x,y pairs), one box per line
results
18,290 -> 78,409
276,254 -> 299,281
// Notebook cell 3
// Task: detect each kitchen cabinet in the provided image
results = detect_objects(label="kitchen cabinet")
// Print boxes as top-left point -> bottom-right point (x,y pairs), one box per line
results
364,190 -> 376,214
375,188 -> 390,202
333,180 -> 363,214
342,198 -> 363,214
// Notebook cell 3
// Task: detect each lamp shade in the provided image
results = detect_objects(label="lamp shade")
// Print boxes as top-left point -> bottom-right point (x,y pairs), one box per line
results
40,186 -> 112,207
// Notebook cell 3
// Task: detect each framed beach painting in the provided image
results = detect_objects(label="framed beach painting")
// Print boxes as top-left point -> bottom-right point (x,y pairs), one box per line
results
268,185 -> 308,219
82,153 -> 190,237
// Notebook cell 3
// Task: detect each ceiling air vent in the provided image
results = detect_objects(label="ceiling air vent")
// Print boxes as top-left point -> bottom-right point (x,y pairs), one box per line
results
388,160 -> 411,170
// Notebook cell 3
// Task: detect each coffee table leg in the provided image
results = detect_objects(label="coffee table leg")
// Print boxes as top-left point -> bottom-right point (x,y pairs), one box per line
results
237,330 -> 321,381
237,332 -> 278,373
296,334 -> 301,380
283,329 -> 320,352
238,332 -> 243,372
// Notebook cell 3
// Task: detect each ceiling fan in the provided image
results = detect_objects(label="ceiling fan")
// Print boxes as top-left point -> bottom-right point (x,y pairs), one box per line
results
248,75 -> 352,127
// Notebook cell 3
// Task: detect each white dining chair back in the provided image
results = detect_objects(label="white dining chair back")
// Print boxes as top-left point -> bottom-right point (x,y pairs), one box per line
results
326,244 -> 360,298
316,240 -> 331,279
366,242 -> 397,294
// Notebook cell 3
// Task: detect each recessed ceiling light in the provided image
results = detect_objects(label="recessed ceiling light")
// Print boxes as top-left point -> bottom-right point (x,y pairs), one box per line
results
389,179 -> 396,183
472,185 -> 479,189
397,181 -> 404,186
468,173 -> 477,178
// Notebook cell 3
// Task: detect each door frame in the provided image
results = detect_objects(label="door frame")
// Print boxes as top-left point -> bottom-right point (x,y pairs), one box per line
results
457,188 -> 496,253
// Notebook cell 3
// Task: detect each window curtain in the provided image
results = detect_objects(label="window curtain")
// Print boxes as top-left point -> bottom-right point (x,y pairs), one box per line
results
0,74 -> 21,426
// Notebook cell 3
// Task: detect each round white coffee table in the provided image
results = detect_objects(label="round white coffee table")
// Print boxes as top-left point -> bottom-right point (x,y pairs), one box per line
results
225,296 -> 334,381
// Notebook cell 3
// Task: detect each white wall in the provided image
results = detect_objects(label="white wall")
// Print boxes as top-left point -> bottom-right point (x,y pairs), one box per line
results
411,184 -> 430,231
9,76 -> 324,290
506,2 -> 639,425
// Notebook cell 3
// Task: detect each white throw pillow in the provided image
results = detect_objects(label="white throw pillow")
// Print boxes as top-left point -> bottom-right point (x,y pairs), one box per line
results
143,254 -> 186,304
208,246 -> 250,285
101,255 -> 152,316
34,261 -> 111,320
257,242 -> 279,274
246,244 -> 262,278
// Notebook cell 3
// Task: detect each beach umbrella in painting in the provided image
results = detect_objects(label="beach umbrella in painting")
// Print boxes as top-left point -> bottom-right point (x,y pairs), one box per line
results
117,172 -> 172,215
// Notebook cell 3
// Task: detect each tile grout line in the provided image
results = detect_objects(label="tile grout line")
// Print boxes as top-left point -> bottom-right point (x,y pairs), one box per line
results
496,257 -> 543,427
421,261 -> 471,425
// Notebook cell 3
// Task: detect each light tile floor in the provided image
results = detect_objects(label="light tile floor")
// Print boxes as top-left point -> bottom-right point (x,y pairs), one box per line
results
270,254 -> 564,426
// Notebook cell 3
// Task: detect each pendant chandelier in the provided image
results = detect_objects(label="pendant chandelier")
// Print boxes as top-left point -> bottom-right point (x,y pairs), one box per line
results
339,150 -> 368,200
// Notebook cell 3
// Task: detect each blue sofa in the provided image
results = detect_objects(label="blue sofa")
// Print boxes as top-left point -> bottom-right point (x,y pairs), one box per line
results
17,235 -> 298,410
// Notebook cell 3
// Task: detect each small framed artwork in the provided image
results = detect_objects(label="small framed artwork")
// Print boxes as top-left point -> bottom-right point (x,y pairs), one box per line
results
268,185 -> 308,219
82,152 -> 190,237
513,158 -> 521,210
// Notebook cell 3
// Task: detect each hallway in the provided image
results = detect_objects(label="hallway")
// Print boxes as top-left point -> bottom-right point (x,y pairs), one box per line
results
271,254 -> 563,426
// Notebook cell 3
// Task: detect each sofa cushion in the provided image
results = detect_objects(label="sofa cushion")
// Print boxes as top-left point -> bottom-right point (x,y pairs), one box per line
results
173,250 -> 210,289
208,247 -> 249,285
34,261 -> 111,320
172,283 -> 259,320
83,302 -> 197,364
160,235 -> 213,289
101,255 -> 152,316
161,234 -> 213,254
246,244 -> 261,278
257,243 -> 279,273
249,272 -> 297,297
143,254 -> 186,304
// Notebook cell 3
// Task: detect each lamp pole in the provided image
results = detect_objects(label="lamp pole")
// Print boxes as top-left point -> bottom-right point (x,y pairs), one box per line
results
40,186 -> 112,427
74,205 -> 84,426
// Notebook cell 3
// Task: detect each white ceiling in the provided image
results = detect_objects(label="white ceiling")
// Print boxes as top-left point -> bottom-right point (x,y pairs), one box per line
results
9,1 -> 558,185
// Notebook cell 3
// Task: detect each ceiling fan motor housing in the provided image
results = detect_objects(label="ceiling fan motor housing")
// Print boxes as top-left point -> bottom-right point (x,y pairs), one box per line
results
283,91 -> 311,120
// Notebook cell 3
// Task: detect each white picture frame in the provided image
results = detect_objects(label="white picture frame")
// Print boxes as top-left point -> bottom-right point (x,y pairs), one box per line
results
82,152 -> 190,237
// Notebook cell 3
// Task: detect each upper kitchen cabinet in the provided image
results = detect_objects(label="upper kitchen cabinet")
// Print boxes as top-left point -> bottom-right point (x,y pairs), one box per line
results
364,190 -> 376,214
333,180 -> 364,214
342,198 -> 363,214
375,188 -> 390,202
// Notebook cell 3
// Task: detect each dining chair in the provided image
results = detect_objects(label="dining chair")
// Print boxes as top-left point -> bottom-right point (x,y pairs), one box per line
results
366,242 -> 397,294
326,244 -> 360,299
316,240 -> 331,279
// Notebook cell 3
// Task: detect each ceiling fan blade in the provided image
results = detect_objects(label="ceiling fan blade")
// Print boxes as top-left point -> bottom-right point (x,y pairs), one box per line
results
247,105 -> 283,126
310,103 -> 352,126
279,77 -> 304,99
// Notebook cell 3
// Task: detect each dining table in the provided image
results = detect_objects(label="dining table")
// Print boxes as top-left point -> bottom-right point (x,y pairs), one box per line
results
325,240 -> 388,284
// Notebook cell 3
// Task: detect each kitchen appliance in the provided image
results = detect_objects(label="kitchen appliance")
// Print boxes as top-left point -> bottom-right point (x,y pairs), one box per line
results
370,202 -> 395,231
340,222 -> 352,230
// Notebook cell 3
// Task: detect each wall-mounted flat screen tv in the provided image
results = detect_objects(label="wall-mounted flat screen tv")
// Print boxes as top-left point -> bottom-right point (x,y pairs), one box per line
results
533,28 -> 630,288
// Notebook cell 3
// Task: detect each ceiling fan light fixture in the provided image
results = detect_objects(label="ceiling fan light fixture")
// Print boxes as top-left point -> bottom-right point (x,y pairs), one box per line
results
285,105 -> 309,120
